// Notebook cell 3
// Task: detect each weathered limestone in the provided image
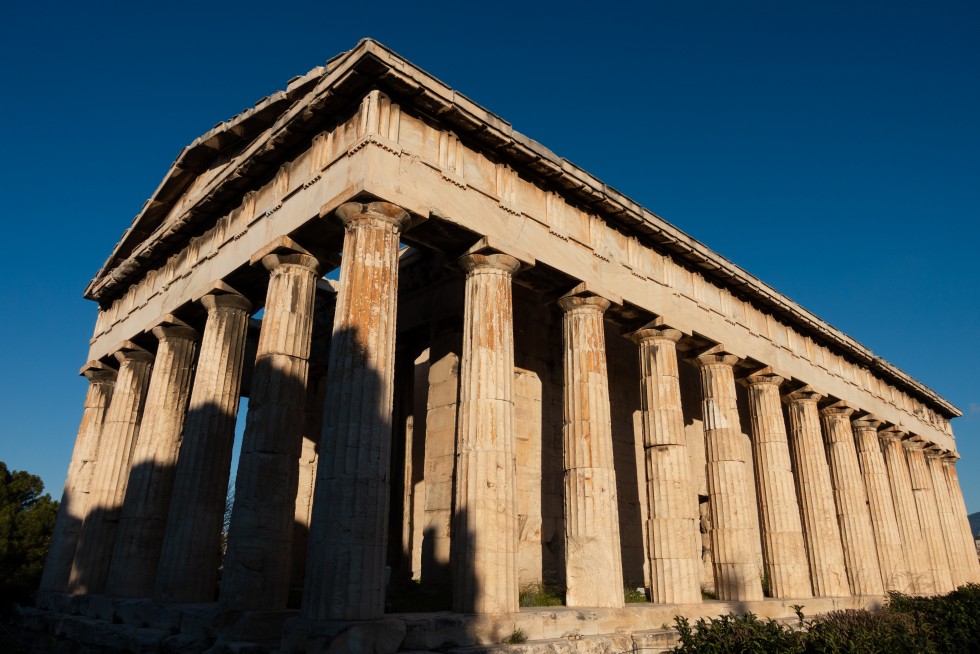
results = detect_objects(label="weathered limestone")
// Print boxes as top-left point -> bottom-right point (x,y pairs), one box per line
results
222,250 -> 321,610
691,351 -> 762,601
39,365 -> 116,594
905,441 -> 953,594
942,455 -> 980,583
743,373 -> 811,599
303,201 -> 411,621
784,389 -> 849,597
69,347 -> 154,595
880,431 -> 933,594
559,294 -> 624,608
631,327 -> 701,604
820,405 -> 884,596
852,418 -> 911,593
155,292 -> 252,604
451,252 -> 521,614
927,450 -> 970,588
106,324 -> 199,597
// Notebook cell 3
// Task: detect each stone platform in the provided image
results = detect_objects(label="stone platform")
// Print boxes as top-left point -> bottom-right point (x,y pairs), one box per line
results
12,595 -> 884,653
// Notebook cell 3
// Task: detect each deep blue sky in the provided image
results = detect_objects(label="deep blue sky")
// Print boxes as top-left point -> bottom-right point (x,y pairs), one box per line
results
2,2 -> 978,512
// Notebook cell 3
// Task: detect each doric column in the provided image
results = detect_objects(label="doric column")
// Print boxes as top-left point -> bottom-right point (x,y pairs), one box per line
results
451,252 -> 521,614
302,201 -> 410,621
40,364 -> 116,594
743,373 -> 811,599
880,431 -> 932,594
69,347 -> 154,594
155,291 -> 251,604
927,450 -> 970,588
106,323 -> 199,597
559,294 -> 624,608
631,327 -> 701,604
906,441 -> 953,593
784,388 -> 849,597
222,250 -> 320,611
820,405 -> 884,596
691,351 -> 762,601
942,455 -> 980,583
852,418 -> 911,593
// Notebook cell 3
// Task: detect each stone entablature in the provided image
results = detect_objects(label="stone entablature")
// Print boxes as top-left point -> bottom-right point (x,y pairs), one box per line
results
85,42 -> 955,450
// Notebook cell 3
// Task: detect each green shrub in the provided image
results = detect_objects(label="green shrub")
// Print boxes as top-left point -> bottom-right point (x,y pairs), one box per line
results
504,627 -> 527,644
519,583 -> 564,607
625,587 -> 648,603
673,613 -> 806,653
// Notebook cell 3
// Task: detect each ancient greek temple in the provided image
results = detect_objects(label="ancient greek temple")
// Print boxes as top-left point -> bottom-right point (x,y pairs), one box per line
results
32,39 -> 978,652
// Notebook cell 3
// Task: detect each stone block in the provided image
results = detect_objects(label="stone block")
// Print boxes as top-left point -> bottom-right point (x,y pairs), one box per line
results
162,633 -> 213,653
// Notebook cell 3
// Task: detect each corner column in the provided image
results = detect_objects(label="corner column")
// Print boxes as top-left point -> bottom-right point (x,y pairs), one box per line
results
107,323 -> 199,597
302,201 -> 410,621
222,251 -> 321,610
40,364 -> 116,594
906,441 -> 953,593
784,389 -> 849,597
559,294 -> 624,608
631,327 -> 701,604
820,405 -> 884,596
155,291 -> 252,603
880,431 -> 932,594
927,450 -> 970,588
691,351 -> 763,601
451,252 -> 521,614
852,418 -> 911,593
69,347 -> 154,594
743,373 -> 811,599
942,455 -> 980,583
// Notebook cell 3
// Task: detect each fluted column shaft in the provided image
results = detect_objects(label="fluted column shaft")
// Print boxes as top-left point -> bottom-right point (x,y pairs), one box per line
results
303,201 -> 410,621
852,419 -> 911,592
906,443 -> 953,593
942,458 -> 980,583
40,367 -> 116,593
107,325 -> 199,597
785,391 -> 849,597
451,253 -> 521,614
693,353 -> 762,601
559,294 -> 624,608
821,407 -> 884,596
155,292 -> 251,603
927,452 -> 970,588
222,252 -> 320,611
69,349 -> 154,594
632,328 -> 701,604
744,375 -> 811,599
880,433 -> 932,594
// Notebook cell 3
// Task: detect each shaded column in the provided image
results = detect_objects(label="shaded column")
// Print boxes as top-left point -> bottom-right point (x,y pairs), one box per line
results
821,405 -> 884,596
559,294 -> 624,608
927,450 -> 970,588
451,252 -> 521,614
880,431 -> 932,594
107,323 -> 199,597
942,455 -> 980,583
906,441 -> 953,593
691,351 -> 762,601
303,201 -> 410,621
743,373 -> 811,599
222,251 -> 320,611
69,347 -> 154,594
631,327 -> 701,604
155,291 -> 251,603
40,364 -> 116,594
852,417 -> 911,593
784,389 -> 849,597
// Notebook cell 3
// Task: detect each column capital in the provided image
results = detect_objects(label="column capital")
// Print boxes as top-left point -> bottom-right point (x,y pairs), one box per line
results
628,325 -> 683,345
261,252 -> 322,275
336,200 -> 411,231
557,293 -> 611,314
924,448 -> 943,461
114,347 -> 154,365
457,251 -> 521,275
742,370 -> 785,387
902,438 -> 927,452
820,402 -> 855,419
151,324 -> 200,342
878,428 -> 907,444
783,386 -> 823,405
852,415 -> 882,431
201,291 -> 253,313
689,349 -> 740,368
941,451 -> 960,463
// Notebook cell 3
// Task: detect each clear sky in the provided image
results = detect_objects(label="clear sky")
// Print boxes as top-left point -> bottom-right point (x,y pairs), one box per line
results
1,2 -> 978,512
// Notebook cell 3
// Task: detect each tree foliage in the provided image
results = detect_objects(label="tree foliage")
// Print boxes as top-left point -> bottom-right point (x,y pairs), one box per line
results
0,461 -> 58,608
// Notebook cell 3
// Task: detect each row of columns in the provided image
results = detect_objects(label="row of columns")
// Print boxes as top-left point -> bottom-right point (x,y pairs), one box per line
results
44,198 -> 979,621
